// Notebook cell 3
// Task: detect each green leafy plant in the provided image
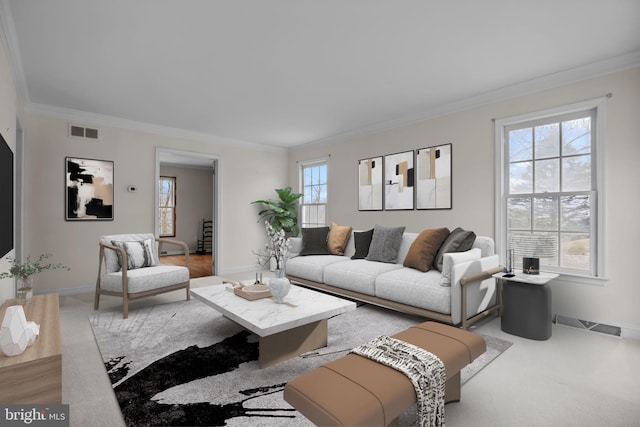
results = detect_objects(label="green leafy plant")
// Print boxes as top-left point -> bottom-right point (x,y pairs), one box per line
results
252,187 -> 303,237
0,254 -> 70,280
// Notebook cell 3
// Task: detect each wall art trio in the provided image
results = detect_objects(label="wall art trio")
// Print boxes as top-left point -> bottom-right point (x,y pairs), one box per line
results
358,143 -> 451,211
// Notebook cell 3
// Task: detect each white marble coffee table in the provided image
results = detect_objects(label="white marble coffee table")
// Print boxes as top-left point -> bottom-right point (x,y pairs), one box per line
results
189,276 -> 356,368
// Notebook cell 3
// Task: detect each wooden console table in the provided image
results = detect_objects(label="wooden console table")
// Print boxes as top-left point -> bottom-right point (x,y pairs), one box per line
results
0,293 -> 62,403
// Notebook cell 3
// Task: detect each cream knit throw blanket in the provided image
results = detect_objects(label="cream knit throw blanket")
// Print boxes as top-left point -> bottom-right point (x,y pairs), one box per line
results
351,335 -> 446,427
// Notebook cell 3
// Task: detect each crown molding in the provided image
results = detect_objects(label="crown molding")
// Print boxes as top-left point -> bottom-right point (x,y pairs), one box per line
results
23,102 -> 285,152
292,51 -> 640,152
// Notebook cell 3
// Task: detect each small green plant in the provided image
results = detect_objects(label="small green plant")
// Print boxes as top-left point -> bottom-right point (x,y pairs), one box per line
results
0,254 -> 70,280
252,187 -> 303,237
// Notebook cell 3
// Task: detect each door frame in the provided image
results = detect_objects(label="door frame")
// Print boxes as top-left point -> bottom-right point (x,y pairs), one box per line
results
155,148 -> 220,275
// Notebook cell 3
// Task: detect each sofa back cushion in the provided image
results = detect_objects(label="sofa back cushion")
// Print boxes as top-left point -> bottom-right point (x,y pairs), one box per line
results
350,229 -> 374,259
327,222 -> 353,255
299,227 -> 331,256
403,227 -> 451,272
472,236 -> 495,258
366,225 -> 406,263
433,227 -> 476,271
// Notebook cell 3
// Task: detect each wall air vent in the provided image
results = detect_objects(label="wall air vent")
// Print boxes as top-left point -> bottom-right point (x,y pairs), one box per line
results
69,124 -> 99,140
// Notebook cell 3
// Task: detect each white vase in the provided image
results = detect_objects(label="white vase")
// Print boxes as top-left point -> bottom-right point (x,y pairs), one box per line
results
269,269 -> 290,304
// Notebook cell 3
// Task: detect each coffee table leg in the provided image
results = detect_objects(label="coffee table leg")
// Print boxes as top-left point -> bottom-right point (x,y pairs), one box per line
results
259,319 -> 328,368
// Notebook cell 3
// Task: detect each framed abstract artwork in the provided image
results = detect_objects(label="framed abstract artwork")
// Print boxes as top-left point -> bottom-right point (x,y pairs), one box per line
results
416,143 -> 452,209
65,157 -> 114,220
384,150 -> 414,210
358,156 -> 383,211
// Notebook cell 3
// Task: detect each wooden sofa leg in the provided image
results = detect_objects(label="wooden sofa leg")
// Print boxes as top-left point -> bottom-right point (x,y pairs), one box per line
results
445,372 -> 461,403
94,291 -> 100,310
123,296 -> 129,319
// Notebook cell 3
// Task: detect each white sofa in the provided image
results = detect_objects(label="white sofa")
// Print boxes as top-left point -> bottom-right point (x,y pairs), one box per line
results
285,230 -> 502,329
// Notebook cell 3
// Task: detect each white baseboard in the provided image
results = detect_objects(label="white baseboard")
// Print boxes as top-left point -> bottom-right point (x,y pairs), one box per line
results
34,284 -> 94,297
621,327 -> 640,341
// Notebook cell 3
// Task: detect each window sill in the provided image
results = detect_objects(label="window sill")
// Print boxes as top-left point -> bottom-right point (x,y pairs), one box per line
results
552,272 -> 608,286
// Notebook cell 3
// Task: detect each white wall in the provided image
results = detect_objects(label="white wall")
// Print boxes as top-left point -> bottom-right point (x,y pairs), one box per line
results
289,67 -> 640,331
19,112 -> 288,294
0,32 -> 17,303
159,164 -> 213,252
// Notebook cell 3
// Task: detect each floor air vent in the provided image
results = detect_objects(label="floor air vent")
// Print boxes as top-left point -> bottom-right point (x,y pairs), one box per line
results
554,315 -> 621,337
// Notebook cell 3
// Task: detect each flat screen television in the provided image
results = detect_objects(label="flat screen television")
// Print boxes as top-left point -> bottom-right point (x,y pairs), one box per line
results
0,132 -> 13,259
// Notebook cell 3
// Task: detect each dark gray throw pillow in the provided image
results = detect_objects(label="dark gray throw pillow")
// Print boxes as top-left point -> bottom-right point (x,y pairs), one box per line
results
299,227 -> 331,256
351,229 -> 374,259
366,225 -> 406,263
433,227 -> 476,271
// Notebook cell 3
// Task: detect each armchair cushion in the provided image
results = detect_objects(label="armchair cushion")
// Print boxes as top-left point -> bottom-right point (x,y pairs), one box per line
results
111,238 -> 157,270
101,265 -> 189,294
101,233 -> 160,273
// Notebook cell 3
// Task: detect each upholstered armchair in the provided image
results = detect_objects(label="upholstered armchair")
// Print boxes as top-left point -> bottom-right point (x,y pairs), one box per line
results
95,233 -> 190,318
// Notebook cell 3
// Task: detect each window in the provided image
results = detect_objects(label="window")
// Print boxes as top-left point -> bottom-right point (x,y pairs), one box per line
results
159,176 -> 176,237
495,98 -> 605,280
300,160 -> 328,228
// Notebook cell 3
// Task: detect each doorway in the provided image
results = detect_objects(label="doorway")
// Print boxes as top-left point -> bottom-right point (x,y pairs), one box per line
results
155,148 -> 219,276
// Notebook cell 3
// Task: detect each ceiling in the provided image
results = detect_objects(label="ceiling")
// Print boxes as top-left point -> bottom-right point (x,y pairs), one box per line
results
3,0 -> 640,149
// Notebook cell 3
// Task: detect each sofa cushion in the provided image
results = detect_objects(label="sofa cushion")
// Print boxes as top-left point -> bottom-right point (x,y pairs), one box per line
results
440,248 -> 482,286
375,268 -> 451,314
434,227 -> 476,271
299,227 -> 331,256
286,255 -> 349,283
366,225 -> 406,263
101,265 -> 189,293
111,238 -> 157,270
351,229 -> 374,259
327,222 -> 353,256
402,227 -> 450,272
471,236 -> 494,258
323,260 -> 402,296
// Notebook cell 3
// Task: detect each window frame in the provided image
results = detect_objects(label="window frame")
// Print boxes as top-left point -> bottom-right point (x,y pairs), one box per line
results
298,158 -> 329,229
494,97 -> 607,284
159,176 -> 176,237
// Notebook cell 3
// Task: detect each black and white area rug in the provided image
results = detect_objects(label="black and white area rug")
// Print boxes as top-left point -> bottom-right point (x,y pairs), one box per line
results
89,298 -> 512,427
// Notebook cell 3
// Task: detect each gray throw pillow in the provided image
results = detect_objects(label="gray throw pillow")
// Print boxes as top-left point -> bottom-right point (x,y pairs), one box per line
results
299,227 -> 331,256
433,227 -> 476,271
366,225 -> 406,263
351,229 -> 374,259
111,239 -> 156,270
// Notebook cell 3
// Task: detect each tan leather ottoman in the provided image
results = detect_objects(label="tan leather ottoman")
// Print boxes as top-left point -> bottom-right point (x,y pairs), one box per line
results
283,321 -> 486,426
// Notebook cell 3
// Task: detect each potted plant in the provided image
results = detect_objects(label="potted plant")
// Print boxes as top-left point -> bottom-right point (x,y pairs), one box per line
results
252,187 -> 303,237
0,254 -> 69,304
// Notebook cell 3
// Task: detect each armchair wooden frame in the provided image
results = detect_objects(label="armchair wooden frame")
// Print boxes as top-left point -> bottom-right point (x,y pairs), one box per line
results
95,237 -> 190,319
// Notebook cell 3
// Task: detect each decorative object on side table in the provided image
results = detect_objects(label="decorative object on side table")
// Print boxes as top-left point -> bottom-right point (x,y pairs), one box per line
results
0,254 -> 70,304
254,222 -> 291,303
0,305 -> 40,356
